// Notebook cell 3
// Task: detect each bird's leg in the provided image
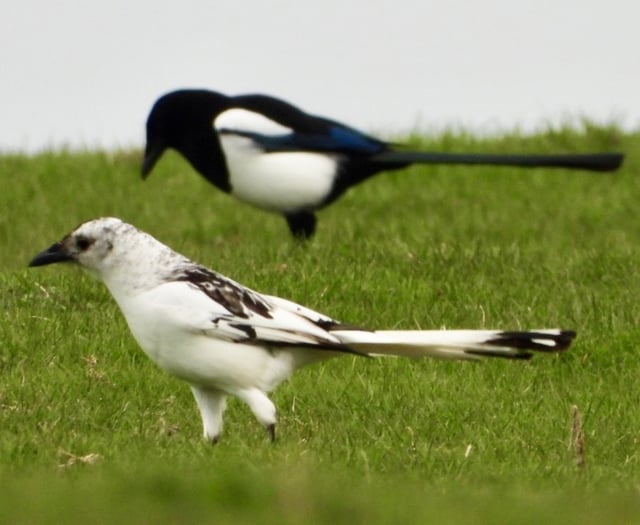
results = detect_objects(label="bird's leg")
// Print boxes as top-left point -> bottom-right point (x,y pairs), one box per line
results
234,388 -> 278,441
267,423 -> 276,443
190,385 -> 227,444
285,212 -> 317,240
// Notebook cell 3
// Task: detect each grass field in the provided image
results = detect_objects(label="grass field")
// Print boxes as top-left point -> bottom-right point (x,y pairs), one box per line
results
1,124 -> 640,523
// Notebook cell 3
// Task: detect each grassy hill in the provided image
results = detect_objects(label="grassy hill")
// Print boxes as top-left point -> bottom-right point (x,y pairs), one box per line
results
1,124 -> 639,523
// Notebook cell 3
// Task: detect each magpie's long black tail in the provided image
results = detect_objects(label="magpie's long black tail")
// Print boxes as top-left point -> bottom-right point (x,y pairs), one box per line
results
373,151 -> 624,172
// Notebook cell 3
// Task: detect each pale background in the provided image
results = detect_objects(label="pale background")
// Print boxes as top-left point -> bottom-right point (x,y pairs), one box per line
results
3,0 -> 639,152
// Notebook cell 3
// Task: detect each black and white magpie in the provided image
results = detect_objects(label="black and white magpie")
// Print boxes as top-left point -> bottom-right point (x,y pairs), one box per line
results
141,89 -> 624,239
30,218 -> 575,442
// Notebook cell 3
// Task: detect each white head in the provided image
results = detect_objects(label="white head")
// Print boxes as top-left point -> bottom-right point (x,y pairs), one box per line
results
29,217 -> 188,293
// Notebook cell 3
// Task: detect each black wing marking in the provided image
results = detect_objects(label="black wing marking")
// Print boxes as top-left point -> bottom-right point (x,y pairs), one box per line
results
172,266 -> 273,319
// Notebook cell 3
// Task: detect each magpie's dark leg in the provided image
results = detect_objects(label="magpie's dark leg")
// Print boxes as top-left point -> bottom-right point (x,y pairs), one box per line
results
285,212 -> 317,240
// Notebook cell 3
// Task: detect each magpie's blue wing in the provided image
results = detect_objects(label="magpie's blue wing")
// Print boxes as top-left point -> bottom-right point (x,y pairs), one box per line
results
224,126 -> 385,155
221,94 -> 389,155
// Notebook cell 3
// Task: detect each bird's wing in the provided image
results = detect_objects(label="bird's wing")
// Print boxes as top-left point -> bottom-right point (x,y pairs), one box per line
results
214,94 -> 387,155
140,272 -> 353,351
261,294 -> 335,322
262,294 -> 363,330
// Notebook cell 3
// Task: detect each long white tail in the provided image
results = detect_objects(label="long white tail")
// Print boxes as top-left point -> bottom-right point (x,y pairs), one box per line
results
330,329 -> 576,360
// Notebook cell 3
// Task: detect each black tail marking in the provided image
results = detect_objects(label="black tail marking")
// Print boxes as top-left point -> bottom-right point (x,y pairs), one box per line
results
486,330 -> 576,352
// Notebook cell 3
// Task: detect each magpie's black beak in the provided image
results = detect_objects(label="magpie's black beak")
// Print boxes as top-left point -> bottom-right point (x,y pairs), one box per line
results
141,140 -> 166,179
29,242 -> 73,267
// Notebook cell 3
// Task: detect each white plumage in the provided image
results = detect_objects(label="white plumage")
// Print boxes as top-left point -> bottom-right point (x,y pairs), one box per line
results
215,108 -> 339,213
214,108 -> 294,136
29,218 -> 575,442
219,134 -> 337,213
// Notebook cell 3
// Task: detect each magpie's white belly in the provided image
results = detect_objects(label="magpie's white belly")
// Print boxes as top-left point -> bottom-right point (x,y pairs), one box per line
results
220,135 -> 338,213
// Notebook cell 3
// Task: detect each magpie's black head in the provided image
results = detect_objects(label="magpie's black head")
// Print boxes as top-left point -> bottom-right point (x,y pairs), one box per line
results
142,89 -> 230,178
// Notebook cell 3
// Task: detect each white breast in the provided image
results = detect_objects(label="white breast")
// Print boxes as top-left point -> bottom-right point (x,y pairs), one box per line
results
114,282 -> 333,393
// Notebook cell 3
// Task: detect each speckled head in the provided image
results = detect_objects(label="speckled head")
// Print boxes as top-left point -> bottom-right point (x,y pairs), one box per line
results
28,217 -> 187,293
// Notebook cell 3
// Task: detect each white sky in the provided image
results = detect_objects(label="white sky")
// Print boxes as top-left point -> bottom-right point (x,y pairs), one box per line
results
3,0 -> 639,152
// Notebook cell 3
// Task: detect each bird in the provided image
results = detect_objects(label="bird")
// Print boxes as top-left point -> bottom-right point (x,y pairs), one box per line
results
29,217 -> 575,443
141,89 -> 624,239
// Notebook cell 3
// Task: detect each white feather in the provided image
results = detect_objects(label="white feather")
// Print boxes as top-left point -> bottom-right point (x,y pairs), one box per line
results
213,107 -> 339,212
214,108 -> 293,136
219,134 -> 337,212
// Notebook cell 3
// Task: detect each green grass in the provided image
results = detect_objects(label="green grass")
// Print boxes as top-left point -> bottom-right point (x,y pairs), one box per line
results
2,123 -> 640,523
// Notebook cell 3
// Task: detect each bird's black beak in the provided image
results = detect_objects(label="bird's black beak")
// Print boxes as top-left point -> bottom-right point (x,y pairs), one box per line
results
29,242 -> 73,267
141,140 -> 166,179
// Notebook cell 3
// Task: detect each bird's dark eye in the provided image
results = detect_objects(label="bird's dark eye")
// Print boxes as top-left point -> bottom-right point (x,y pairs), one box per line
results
75,236 -> 93,251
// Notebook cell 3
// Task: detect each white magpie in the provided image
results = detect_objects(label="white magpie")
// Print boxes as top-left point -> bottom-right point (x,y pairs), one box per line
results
141,89 -> 624,239
30,218 -> 575,442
